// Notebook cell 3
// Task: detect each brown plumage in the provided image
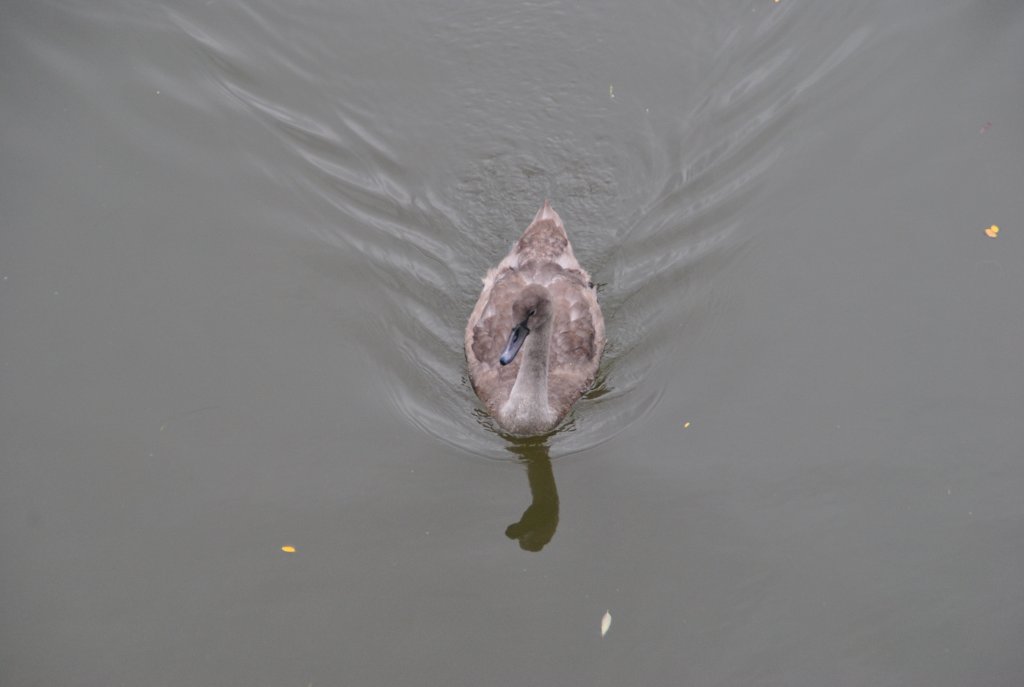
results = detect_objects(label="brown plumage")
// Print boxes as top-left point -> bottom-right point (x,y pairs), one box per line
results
465,201 -> 605,435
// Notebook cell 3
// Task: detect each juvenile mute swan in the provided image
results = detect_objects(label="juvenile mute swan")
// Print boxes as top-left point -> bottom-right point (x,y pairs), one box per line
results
465,202 -> 605,435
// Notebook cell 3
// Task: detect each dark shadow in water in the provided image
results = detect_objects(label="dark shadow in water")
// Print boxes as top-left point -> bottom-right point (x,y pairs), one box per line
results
503,440 -> 559,552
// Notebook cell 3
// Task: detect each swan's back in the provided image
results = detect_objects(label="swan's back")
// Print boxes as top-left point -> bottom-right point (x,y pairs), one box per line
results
465,202 -> 605,433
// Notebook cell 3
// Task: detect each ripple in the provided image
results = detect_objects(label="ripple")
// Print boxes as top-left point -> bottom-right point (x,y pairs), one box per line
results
164,0 -> 876,459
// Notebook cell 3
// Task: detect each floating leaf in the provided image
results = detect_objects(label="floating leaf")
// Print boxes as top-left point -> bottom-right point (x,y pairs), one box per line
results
985,224 -> 1000,238
683,421 -> 691,429
281,545 -> 296,553
600,610 -> 612,637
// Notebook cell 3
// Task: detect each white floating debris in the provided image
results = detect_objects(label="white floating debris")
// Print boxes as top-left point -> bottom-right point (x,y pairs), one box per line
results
600,610 -> 612,637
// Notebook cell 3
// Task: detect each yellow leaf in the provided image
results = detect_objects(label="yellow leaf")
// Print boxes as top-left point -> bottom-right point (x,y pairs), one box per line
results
281,545 -> 296,553
683,421 -> 691,428
985,224 -> 1000,238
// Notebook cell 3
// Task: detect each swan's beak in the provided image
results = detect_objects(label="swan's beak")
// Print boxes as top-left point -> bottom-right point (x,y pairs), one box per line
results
499,320 -> 530,365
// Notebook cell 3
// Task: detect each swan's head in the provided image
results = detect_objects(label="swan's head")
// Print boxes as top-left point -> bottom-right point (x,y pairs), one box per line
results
499,285 -> 552,366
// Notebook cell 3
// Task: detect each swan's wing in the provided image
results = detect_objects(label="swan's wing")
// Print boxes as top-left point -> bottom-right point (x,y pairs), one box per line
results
465,270 -> 526,411
549,275 -> 603,369
547,275 -> 605,417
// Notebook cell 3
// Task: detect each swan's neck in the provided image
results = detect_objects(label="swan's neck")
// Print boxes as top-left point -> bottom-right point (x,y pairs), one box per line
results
501,318 -> 557,434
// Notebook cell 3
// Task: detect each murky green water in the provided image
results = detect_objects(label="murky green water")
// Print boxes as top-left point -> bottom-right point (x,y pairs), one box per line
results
2,0 -> 1023,684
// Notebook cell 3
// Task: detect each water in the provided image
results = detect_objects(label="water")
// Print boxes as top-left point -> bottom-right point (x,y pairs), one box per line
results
2,0 -> 1023,684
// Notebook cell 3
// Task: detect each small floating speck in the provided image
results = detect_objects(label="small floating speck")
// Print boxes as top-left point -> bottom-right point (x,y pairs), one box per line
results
600,610 -> 612,637
984,224 -> 1000,238
609,84 -> 614,99
683,421 -> 691,429
281,545 -> 296,553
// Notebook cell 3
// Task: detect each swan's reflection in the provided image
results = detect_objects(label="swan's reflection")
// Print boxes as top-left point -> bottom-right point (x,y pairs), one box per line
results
503,441 -> 559,552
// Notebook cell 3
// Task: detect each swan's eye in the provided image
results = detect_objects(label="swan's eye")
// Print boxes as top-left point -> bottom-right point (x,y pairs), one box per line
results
528,309 -> 536,317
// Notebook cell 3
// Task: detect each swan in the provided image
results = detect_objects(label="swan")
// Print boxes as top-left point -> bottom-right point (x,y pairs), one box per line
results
465,201 -> 605,435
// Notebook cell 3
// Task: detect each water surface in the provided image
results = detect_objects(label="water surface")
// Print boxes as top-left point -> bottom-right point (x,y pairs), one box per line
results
2,0 -> 1023,685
